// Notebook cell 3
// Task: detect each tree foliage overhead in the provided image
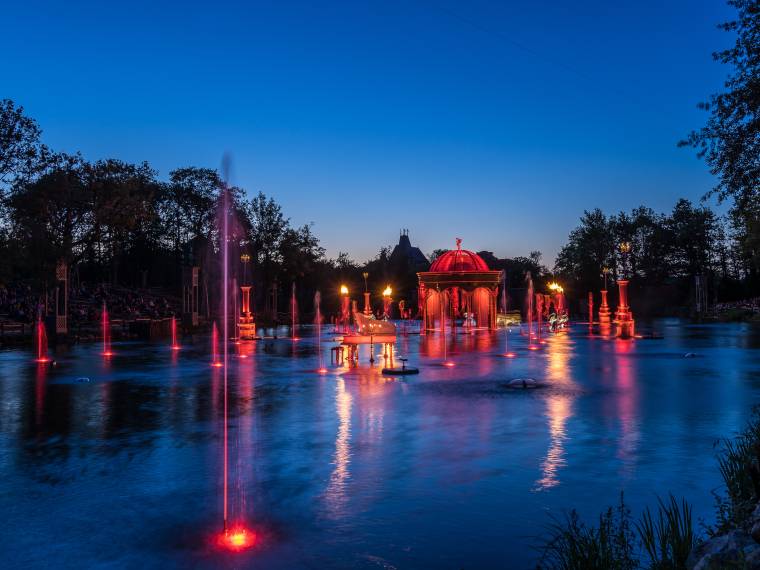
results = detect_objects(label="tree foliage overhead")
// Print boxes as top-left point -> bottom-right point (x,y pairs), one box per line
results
0,99 -> 46,191
682,0 -> 760,277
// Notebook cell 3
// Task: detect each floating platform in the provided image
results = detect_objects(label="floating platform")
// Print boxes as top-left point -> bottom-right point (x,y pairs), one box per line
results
340,334 -> 396,345
382,366 -> 419,376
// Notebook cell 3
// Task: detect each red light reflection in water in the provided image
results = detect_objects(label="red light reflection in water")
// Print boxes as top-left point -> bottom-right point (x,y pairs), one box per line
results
35,362 -> 47,426
325,377 -> 352,518
535,336 -> 575,491
613,338 -> 639,468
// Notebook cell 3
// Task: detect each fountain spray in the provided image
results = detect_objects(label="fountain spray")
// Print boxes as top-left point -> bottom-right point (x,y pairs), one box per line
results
35,311 -> 50,363
315,291 -> 327,373
102,302 -> 113,357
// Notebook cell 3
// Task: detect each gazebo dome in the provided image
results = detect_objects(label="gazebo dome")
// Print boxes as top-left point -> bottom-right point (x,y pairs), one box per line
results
429,242 -> 489,272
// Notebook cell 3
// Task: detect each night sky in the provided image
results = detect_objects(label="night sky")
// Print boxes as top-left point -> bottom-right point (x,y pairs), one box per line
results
3,0 -> 733,263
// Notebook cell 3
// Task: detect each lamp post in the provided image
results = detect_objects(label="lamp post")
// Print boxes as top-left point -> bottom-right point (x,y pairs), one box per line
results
599,268 -> 612,326
362,272 -> 371,315
240,253 -> 250,286
615,242 -> 635,338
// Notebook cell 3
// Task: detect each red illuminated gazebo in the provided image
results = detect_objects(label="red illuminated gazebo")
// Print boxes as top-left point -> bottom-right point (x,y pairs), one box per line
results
417,239 -> 503,332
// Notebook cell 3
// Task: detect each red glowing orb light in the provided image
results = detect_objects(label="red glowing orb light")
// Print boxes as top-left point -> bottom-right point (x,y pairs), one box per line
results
102,351 -> 114,357
35,357 -> 51,363
528,345 -> 540,351
318,367 -> 328,374
502,352 -> 517,358
443,361 -> 456,368
171,345 -> 181,351
217,526 -> 257,552
211,361 -> 223,368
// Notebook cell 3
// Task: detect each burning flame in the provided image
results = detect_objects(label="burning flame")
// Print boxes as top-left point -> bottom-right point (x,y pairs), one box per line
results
548,282 -> 564,293
382,285 -> 392,297
340,285 -> 349,296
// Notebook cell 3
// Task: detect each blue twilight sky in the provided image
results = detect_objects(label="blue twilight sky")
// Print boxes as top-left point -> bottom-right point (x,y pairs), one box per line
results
3,0 -> 733,265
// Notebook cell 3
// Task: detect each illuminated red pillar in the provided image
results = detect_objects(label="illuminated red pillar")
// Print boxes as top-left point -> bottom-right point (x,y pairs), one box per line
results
599,289 -> 611,324
489,288 -> 498,330
363,292 -> 371,315
238,286 -> 256,339
241,286 -> 251,315
615,280 -> 635,338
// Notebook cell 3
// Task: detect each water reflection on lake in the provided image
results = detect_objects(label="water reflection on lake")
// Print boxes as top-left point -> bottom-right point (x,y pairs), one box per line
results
1,320 -> 759,569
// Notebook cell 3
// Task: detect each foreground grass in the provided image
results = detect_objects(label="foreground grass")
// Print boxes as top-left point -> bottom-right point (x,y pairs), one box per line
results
538,406 -> 760,569
537,493 -> 693,570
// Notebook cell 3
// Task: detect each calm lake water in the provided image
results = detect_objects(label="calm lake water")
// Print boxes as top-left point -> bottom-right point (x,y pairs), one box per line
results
2,320 -> 760,569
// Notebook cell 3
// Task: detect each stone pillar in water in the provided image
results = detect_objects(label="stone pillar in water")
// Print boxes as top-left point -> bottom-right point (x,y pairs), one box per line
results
615,280 -> 635,338
239,286 -> 256,339
598,289 -> 611,324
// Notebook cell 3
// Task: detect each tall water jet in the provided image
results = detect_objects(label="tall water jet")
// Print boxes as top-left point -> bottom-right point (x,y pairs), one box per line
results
231,277 -> 239,342
215,166 -> 254,549
535,293 -> 544,344
170,316 -> 181,350
102,302 -> 113,357
315,291 -> 327,373
35,311 -> 50,363
291,282 -> 299,340
221,185 -> 230,535
525,273 -> 537,350
211,322 -> 222,367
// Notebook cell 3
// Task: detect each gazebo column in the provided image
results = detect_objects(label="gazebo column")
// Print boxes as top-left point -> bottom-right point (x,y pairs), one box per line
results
490,288 -> 498,330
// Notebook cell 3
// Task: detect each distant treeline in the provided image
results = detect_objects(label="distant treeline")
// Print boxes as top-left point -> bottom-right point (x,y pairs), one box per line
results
551,201 -> 757,315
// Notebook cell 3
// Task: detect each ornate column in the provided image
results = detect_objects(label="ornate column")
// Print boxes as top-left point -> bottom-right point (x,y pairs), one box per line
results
615,280 -> 635,338
599,289 -> 611,324
420,285 -> 427,335
239,285 -> 256,339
